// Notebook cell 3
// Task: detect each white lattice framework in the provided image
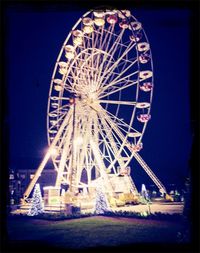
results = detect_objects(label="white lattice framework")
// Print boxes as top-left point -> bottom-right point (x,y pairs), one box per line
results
24,8 -> 166,200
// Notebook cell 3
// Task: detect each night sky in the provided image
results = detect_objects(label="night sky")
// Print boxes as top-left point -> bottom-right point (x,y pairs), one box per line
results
6,4 -> 192,190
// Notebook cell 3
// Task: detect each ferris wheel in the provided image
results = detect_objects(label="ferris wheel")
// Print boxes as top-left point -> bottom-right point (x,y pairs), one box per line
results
24,8 -> 166,200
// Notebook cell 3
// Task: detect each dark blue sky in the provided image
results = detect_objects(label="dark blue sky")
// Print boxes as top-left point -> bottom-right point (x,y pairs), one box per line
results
6,5 -> 192,189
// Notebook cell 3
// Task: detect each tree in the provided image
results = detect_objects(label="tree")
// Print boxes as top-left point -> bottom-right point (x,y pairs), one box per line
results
95,179 -> 110,214
28,183 -> 44,216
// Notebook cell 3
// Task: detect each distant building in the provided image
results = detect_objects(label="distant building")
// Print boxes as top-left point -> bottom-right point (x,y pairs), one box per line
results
9,168 -> 56,204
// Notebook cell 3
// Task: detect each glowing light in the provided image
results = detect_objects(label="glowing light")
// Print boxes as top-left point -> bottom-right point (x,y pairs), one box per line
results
50,147 -> 58,157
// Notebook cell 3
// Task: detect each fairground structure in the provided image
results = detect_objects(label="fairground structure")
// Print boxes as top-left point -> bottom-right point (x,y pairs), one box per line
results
21,8 -> 173,213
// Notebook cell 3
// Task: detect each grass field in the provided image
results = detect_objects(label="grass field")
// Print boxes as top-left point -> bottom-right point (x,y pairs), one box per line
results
5,215 -> 189,252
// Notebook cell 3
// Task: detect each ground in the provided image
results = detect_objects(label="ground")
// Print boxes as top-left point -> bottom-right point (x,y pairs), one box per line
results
6,213 -> 188,252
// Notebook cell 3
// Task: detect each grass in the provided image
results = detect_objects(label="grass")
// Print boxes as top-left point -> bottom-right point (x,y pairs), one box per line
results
6,215 -> 188,252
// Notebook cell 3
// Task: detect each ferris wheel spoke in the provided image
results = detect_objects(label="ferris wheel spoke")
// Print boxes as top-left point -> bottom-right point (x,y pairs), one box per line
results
55,119 -> 74,187
99,107 -> 130,144
102,108 -> 138,135
93,26 -> 102,48
99,99 -> 136,106
96,28 -> 125,88
98,128 -> 118,174
97,110 -> 132,175
76,117 -> 91,186
98,79 -> 138,99
100,25 -> 115,53
100,70 -> 138,95
98,40 -> 136,86
97,110 -> 129,167
101,58 -> 138,88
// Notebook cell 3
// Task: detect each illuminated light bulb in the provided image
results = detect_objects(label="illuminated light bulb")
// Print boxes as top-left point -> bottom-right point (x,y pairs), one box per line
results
83,25 -> 94,34
94,18 -> 105,26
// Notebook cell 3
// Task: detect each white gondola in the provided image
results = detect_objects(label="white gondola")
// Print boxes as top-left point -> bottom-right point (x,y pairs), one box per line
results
50,120 -> 57,126
58,61 -> 68,75
53,79 -> 63,84
72,30 -> 84,46
51,102 -> 59,109
136,102 -> 150,109
129,21 -> 142,31
119,19 -> 129,29
54,85 -> 63,92
139,54 -> 150,64
94,18 -> 105,26
65,45 -> 75,59
93,11 -> 105,18
137,114 -> 151,123
48,113 -> 58,117
48,129 -> 57,134
137,42 -> 150,52
72,30 -> 83,37
131,143 -> 143,152
105,9 -> 117,15
139,70 -> 152,80
128,132 -> 142,137
118,10 -> 131,18
129,33 -> 142,42
83,25 -> 93,34
50,96 -> 59,100
82,17 -> 93,26
107,15 -> 118,24
139,82 -> 153,92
